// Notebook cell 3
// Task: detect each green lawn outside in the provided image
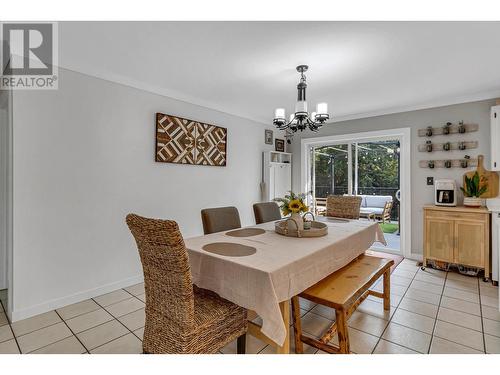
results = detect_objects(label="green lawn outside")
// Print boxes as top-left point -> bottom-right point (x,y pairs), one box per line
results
379,223 -> 399,234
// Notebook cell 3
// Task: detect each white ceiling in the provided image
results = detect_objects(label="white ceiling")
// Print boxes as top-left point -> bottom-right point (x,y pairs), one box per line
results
59,22 -> 500,124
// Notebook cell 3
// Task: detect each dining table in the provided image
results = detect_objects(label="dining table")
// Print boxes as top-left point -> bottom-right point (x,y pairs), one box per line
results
184,216 -> 386,354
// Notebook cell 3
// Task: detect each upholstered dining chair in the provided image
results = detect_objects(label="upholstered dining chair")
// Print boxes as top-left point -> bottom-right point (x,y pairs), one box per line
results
326,195 -> 363,219
126,213 -> 247,354
253,202 -> 282,224
201,206 -> 242,234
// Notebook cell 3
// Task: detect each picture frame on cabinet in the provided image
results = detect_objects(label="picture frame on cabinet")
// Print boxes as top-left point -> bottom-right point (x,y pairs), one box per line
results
275,138 -> 285,152
265,129 -> 273,145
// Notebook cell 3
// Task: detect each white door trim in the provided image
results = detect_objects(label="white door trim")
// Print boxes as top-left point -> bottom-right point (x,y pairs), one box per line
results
0,89 -> 13,320
300,127 -> 413,259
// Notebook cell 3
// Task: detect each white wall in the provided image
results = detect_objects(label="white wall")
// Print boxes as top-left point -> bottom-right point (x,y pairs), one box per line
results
289,99 -> 495,256
0,91 -> 10,291
10,68 -> 273,320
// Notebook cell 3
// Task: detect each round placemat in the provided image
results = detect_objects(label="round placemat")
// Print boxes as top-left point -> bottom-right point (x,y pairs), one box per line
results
226,228 -> 266,237
202,242 -> 257,257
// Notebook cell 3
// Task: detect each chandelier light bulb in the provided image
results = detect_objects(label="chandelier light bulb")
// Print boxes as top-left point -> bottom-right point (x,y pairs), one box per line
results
275,108 -> 285,120
317,102 -> 328,115
295,100 -> 307,114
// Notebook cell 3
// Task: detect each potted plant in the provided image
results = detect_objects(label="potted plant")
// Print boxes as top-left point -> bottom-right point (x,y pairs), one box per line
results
460,172 -> 487,207
274,191 -> 309,231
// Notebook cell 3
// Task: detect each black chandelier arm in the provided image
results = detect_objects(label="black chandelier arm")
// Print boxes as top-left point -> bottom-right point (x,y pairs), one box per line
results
274,114 -> 327,131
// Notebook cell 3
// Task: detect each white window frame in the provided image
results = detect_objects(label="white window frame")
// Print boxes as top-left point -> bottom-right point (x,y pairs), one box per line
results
300,127 -> 414,260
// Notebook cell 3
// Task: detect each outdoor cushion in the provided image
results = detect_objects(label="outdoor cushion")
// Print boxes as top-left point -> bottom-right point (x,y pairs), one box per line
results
364,195 -> 392,208
360,207 -> 385,215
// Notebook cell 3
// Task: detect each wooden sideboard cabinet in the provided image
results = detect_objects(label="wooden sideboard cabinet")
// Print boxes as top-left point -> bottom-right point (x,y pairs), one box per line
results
423,205 -> 490,279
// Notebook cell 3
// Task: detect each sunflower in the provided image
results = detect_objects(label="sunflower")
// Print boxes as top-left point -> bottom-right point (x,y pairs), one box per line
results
288,199 -> 303,213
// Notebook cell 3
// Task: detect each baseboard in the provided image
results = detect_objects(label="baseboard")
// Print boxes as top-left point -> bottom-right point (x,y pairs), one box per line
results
10,274 -> 144,322
407,252 -> 423,262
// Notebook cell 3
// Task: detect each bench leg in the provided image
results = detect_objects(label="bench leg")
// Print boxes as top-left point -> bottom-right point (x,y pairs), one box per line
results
291,296 -> 304,354
383,269 -> 391,311
335,309 -> 350,354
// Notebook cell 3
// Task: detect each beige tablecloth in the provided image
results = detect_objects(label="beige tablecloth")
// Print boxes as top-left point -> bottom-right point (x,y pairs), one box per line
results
185,218 -> 386,346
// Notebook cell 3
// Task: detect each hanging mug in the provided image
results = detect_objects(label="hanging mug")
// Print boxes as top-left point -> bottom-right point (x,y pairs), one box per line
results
426,126 -> 433,137
428,160 -> 435,169
443,122 -> 451,135
443,142 -> 451,151
426,140 -> 433,152
458,121 -> 466,134
458,141 -> 466,150
444,160 -> 452,168
461,155 -> 470,168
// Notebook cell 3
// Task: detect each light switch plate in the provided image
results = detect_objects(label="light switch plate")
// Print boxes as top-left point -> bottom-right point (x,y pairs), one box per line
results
427,177 -> 434,185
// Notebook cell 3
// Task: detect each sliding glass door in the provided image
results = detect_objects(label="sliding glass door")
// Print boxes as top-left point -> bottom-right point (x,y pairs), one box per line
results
312,141 -> 400,200
313,144 -> 350,198
310,139 -> 401,253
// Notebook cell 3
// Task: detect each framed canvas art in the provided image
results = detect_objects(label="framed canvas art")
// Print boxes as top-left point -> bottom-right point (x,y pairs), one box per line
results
265,129 -> 273,145
155,113 -> 227,166
275,138 -> 285,152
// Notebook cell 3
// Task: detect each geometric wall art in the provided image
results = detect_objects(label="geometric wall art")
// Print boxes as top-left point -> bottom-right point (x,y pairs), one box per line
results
155,113 -> 227,166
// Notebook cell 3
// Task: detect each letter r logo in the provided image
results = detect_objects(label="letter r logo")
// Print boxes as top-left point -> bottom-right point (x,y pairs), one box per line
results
2,23 -> 53,75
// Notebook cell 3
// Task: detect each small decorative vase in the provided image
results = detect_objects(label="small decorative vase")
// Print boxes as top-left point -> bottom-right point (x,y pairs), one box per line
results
428,160 -> 435,169
458,141 -> 466,150
444,160 -> 452,168
443,142 -> 451,151
288,212 -> 304,232
443,123 -> 451,135
426,127 -> 433,137
463,197 -> 482,207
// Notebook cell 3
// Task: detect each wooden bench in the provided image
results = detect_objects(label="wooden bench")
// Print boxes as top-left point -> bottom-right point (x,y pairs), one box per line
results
291,255 -> 394,354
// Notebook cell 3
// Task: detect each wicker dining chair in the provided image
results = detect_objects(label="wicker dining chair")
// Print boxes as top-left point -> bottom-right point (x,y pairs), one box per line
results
201,206 -> 242,234
126,213 -> 247,354
253,202 -> 282,224
326,195 -> 363,219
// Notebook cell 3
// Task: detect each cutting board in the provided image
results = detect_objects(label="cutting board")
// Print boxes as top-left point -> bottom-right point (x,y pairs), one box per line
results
463,155 -> 499,198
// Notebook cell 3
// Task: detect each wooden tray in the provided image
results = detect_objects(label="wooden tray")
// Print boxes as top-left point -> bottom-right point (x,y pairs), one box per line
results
275,220 -> 328,238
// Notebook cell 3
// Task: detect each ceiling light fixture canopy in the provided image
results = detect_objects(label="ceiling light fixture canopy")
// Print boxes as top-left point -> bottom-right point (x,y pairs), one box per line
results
273,65 -> 330,134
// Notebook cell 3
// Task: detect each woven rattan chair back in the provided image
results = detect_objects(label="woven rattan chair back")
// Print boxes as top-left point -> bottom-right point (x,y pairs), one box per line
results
326,195 -> 362,219
253,202 -> 281,224
126,214 -> 195,338
201,206 -> 241,234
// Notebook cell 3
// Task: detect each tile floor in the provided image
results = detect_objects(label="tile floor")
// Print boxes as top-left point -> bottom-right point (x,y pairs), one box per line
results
0,258 -> 499,354
372,232 -> 400,253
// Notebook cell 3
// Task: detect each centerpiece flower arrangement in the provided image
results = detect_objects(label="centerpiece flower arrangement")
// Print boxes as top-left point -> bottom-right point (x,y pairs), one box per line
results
274,191 -> 309,230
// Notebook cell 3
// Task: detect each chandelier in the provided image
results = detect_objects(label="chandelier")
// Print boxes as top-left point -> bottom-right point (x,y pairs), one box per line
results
273,65 -> 330,134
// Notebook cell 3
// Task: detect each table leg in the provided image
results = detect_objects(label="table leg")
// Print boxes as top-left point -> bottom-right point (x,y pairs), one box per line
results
291,296 -> 303,354
276,300 -> 290,354
383,269 -> 391,311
